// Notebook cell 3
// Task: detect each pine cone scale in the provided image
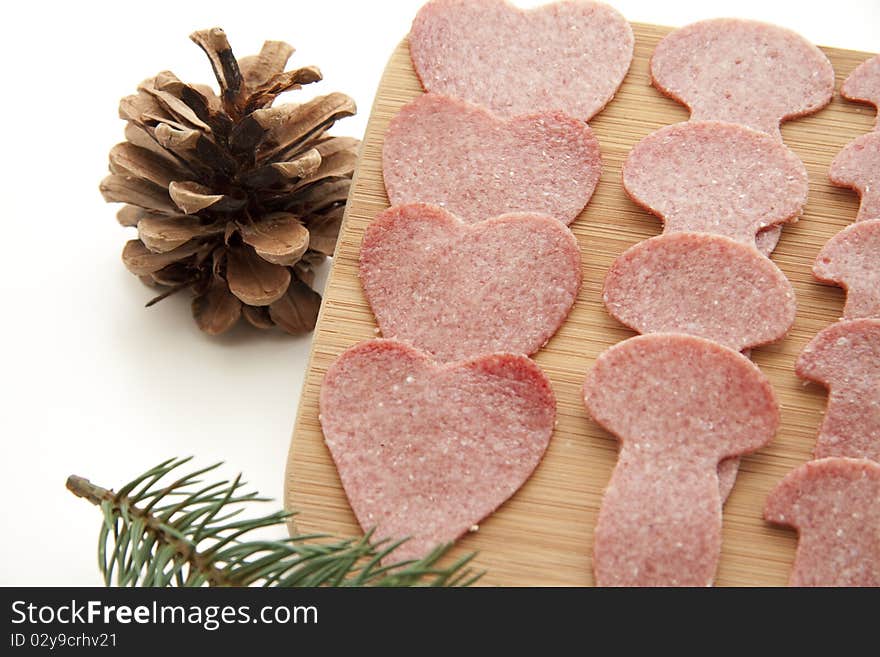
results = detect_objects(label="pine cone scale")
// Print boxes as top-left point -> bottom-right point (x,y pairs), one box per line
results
149,71 -> 219,132
108,143 -> 184,188
238,214 -> 309,266
249,93 -> 356,162
239,41 -> 295,89
137,215 -> 224,253
269,278 -> 322,333
226,245 -> 291,306
122,239 -> 203,276
294,149 -> 358,191
101,175 -> 177,214
138,79 -> 213,134
239,148 -> 323,188
192,275 -> 242,335
152,262 -> 197,287
241,303 -> 275,329
168,181 -> 232,214
122,123 -> 189,171
289,177 -> 352,212
304,206 -> 346,256
244,66 -> 324,114
189,28 -> 245,117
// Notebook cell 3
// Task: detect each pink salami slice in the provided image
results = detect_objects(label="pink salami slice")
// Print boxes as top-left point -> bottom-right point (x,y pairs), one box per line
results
651,19 -> 834,138
755,226 -> 783,257
813,219 -> 880,319
829,132 -> 880,222
795,318 -> 880,461
765,457 -> 880,587
623,121 -> 808,251
383,94 -> 601,225
716,458 -> 741,503
584,333 -> 778,586
409,0 -> 634,121
841,54 -> 880,131
320,339 -> 555,562
603,233 -> 796,352
360,204 -> 581,362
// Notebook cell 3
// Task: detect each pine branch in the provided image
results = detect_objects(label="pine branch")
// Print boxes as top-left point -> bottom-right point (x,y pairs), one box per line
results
67,457 -> 481,587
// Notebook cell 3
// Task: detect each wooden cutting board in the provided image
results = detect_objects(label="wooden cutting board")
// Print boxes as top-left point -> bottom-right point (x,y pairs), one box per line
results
285,22 -> 877,586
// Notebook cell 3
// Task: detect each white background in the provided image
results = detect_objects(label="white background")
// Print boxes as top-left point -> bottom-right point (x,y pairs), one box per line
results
1,0 -> 877,586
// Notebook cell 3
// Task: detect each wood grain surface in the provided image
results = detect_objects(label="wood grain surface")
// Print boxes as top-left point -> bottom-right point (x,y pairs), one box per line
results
285,22 -> 877,586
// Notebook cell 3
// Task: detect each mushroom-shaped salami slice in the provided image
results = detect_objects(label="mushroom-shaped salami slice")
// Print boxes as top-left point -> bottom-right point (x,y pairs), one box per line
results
603,233 -> 796,352
650,19 -> 834,138
360,204 -> 581,362
829,132 -> 880,222
623,121 -> 808,254
584,334 -> 778,586
409,0 -> 634,121
813,219 -> 880,320
765,458 -> 880,587
796,318 -> 880,461
320,339 -> 556,562
383,94 -> 601,226
841,54 -> 880,131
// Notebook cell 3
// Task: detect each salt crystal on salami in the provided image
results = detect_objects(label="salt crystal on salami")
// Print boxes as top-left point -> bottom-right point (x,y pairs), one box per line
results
829,131 -> 880,222
585,334 -> 778,586
603,233 -> 796,352
409,0 -> 633,121
623,121 -> 808,250
383,94 -> 601,225
841,54 -> 880,131
320,339 -> 555,562
796,318 -> 880,461
813,219 -> 880,320
765,457 -> 880,587
651,19 -> 834,138
360,204 -> 581,362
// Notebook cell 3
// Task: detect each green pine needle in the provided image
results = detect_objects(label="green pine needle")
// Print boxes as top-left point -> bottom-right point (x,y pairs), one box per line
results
67,457 -> 482,587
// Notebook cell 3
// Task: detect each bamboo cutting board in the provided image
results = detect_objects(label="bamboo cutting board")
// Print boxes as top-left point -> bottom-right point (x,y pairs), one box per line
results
285,22 -> 877,586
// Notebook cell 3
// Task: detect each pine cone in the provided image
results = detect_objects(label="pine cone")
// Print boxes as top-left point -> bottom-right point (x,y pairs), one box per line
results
100,28 -> 358,335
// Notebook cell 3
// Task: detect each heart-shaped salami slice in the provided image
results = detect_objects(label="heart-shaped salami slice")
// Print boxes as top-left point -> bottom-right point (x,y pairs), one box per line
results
383,94 -> 601,225
623,121 -> 808,254
409,0 -> 633,121
651,19 -> 834,138
360,204 -> 581,362
319,339 -> 555,562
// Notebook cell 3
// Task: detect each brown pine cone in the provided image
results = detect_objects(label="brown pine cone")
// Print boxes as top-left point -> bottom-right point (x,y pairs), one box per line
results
100,28 -> 358,335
